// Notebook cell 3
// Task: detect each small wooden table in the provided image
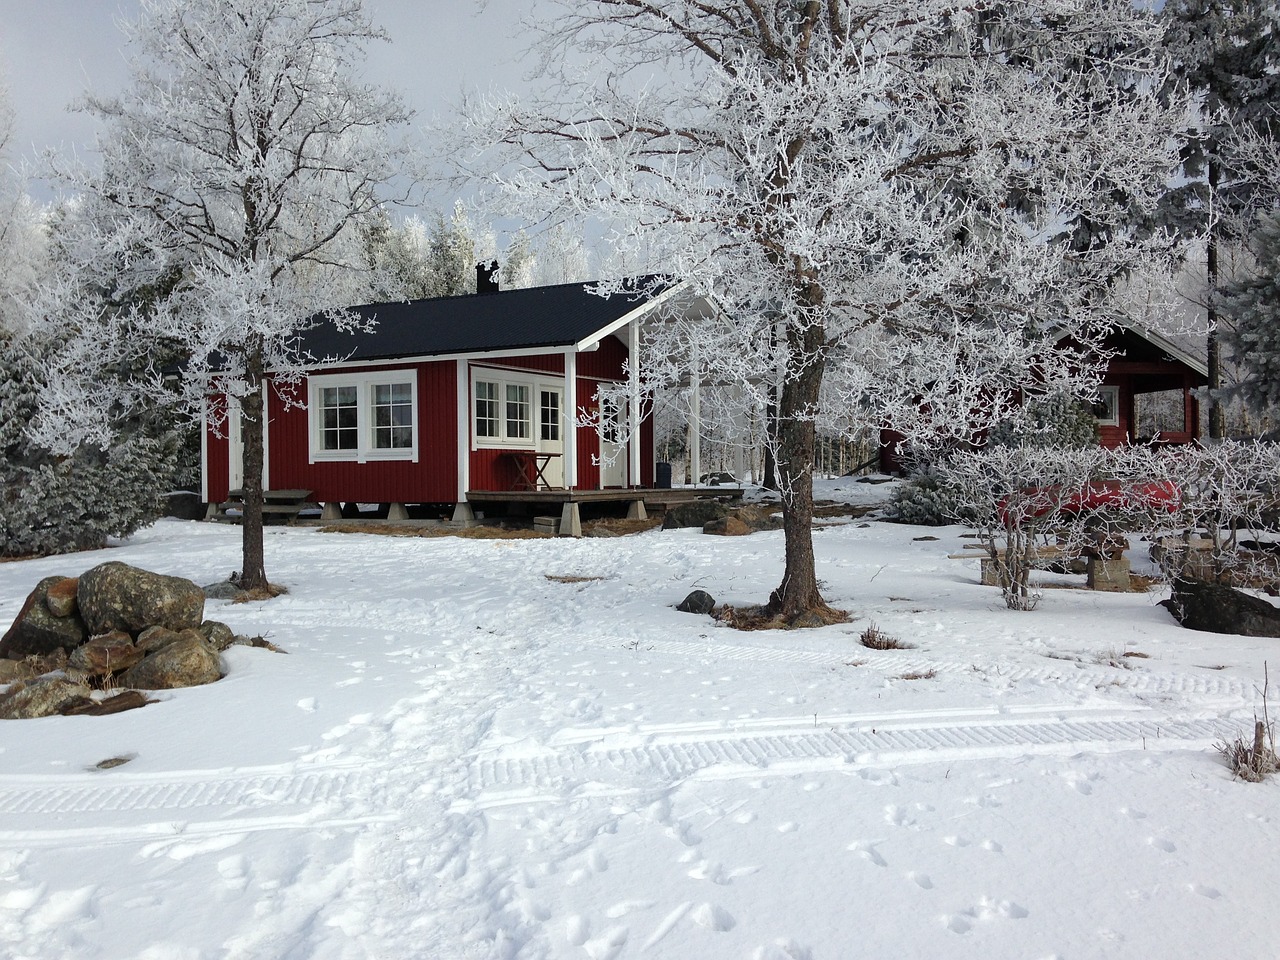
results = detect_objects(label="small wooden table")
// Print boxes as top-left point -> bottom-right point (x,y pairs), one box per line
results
504,451 -> 563,491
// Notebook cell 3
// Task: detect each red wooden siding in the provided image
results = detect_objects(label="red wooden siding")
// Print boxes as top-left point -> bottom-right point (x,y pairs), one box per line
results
265,362 -> 458,503
205,396 -> 231,503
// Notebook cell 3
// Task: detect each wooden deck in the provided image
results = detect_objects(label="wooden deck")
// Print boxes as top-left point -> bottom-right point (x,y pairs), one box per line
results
464,487 -> 744,508
462,486 -> 745,536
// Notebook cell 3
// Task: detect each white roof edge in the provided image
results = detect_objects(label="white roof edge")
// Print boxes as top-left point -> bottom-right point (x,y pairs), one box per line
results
574,280 -> 692,352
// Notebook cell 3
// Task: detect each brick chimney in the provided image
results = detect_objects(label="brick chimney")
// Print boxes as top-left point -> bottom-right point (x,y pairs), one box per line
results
476,260 -> 499,294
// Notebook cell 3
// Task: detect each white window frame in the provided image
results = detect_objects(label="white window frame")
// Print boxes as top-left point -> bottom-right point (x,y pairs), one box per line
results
1094,386 -> 1120,427
308,371 -> 419,464
470,366 -> 565,450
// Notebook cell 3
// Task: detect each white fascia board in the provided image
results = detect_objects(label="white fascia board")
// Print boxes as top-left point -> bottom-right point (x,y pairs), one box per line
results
574,281 -> 691,353
1132,327 -> 1210,378
298,343 -> 573,375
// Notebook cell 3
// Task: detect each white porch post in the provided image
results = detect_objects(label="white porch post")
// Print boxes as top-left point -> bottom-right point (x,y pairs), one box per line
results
564,349 -> 579,489
688,341 -> 701,486
261,380 -> 271,492
627,319 -> 641,487
452,359 -> 473,521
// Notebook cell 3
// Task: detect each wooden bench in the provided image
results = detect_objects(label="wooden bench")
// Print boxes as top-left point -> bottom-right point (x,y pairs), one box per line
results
210,489 -> 314,525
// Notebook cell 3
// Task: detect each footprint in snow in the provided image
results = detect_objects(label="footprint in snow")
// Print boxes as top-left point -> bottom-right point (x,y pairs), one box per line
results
848,841 -> 887,867
1189,884 -> 1222,899
583,925 -> 628,960
908,871 -> 933,889
691,902 -> 736,931
752,938 -> 814,960
1148,837 -> 1176,853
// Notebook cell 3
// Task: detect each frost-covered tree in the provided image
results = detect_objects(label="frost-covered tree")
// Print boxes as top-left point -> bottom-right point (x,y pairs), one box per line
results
459,1 -> 1182,622
0,75 -> 46,338
1162,0 -> 1280,437
32,0 -> 412,589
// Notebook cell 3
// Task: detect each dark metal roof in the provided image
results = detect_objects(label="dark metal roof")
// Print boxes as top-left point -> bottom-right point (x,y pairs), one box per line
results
299,277 -> 666,364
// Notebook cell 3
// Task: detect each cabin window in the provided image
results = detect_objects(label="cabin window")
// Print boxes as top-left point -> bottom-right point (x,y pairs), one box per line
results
540,390 -> 561,442
309,372 -> 418,463
475,381 -> 500,438
1093,386 -> 1120,427
506,383 -> 532,440
373,383 -> 414,449
320,386 -> 359,451
471,368 -> 565,448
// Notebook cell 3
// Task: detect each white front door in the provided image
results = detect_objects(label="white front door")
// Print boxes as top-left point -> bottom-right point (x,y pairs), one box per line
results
538,387 -> 566,489
598,396 -> 628,488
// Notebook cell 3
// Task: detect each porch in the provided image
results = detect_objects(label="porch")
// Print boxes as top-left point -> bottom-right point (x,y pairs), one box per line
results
460,486 -> 745,537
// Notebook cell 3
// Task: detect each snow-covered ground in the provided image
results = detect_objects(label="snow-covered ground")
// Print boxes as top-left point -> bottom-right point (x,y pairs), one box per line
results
2,479 -> 1278,960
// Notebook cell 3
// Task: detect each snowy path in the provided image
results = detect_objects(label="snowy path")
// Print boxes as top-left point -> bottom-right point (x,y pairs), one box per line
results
2,512 -> 1278,959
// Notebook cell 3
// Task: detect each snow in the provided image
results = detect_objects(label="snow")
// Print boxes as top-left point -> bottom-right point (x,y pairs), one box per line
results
2,479 -> 1278,959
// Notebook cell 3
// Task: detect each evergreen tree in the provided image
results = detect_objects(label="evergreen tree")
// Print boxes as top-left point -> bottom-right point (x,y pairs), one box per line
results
1162,0 -> 1280,437
1221,210 -> 1280,413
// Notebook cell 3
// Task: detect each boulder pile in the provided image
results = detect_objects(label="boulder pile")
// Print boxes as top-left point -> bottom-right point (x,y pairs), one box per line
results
0,561 -> 256,720
661,501 -> 784,536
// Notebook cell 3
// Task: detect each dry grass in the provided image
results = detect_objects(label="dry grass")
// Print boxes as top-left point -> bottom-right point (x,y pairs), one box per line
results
231,583 -> 290,603
1219,720 -> 1278,782
896,670 -> 938,681
544,574 -> 607,584
859,623 -> 914,650
318,522 -> 551,540
715,603 -> 851,631
583,517 -> 664,537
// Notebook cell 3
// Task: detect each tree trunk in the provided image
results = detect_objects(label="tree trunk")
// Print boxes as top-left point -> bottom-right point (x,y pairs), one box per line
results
1207,156 -> 1226,441
238,358 -> 268,591
764,321 -> 837,623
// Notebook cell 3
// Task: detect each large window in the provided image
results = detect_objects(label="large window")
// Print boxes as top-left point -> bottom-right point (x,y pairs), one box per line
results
309,372 -> 417,463
472,369 -> 563,448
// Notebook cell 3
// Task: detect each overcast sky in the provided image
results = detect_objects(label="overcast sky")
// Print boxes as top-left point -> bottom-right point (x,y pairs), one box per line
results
0,0 -> 535,211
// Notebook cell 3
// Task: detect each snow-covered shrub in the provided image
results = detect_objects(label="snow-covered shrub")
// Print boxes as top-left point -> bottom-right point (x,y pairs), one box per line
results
0,333 -> 177,557
937,446 -> 1134,610
1127,441 -> 1280,589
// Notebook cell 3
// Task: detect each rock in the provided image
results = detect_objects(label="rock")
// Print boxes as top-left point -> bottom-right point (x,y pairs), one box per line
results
67,632 -> 146,679
0,659 -> 41,685
662,500 -> 732,530
78,562 -> 205,635
165,491 -> 208,521
0,577 -> 90,659
1162,578 -> 1280,638
0,676 -> 93,720
202,580 -> 247,601
59,690 -> 154,717
700,472 -> 738,486
734,505 -> 784,532
198,620 -> 236,651
120,635 -> 222,690
137,626 -> 205,655
704,516 -> 752,536
676,590 -> 717,615
45,578 -> 80,618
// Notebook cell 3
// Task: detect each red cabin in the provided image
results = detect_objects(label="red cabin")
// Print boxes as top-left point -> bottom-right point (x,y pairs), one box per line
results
201,279 -> 687,523
879,324 -> 1210,473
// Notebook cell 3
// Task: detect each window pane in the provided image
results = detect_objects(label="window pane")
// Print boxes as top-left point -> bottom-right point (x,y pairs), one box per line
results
320,383 -> 359,450
475,381 -> 499,438
540,390 -> 560,442
506,383 -> 530,440
372,380 -> 413,449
